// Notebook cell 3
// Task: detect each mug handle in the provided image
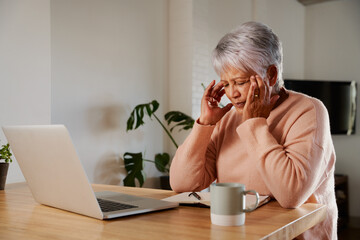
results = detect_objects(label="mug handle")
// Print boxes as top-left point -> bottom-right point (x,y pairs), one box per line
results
242,190 -> 260,212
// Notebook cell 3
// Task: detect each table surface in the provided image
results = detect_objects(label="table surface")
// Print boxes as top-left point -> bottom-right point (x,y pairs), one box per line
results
0,182 -> 326,240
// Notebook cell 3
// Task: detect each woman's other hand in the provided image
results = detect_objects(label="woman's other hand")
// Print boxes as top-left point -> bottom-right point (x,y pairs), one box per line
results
242,75 -> 279,121
199,80 -> 233,125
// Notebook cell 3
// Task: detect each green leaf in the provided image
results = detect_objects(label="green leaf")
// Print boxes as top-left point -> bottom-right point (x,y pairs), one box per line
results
154,153 -> 170,173
126,111 -> 135,131
150,100 -> 159,113
123,152 -> 145,187
135,106 -> 145,129
0,143 -> 12,163
164,111 -> 195,132
126,100 -> 160,131
145,105 -> 152,116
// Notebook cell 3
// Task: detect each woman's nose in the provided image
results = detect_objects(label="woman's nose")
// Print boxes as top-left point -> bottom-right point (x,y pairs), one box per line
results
228,85 -> 240,98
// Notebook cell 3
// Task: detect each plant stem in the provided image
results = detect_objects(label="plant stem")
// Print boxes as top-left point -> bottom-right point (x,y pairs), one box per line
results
143,158 -> 169,173
153,113 -> 179,149
143,159 -> 155,164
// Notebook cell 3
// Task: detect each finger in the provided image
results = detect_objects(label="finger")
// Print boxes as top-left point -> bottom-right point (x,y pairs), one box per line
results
204,80 -> 216,97
210,81 -> 224,97
255,75 -> 265,98
262,76 -> 272,99
214,89 -> 226,102
203,96 -> 214,106
204,95 -> 219,108
247,76 -> 257,103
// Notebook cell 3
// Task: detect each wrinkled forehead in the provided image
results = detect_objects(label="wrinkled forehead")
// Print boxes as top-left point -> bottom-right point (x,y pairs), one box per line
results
220,66 -> 255,81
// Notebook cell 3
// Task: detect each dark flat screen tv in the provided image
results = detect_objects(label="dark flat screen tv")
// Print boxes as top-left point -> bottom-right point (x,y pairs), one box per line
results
284,79 -> 357,135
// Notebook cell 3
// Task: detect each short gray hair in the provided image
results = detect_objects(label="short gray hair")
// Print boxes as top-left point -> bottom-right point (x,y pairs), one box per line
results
212,21 -> 283,92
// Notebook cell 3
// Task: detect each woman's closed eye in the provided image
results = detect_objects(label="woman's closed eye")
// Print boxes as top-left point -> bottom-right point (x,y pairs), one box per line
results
235,80 -> 250,86
221,77 -> 249,88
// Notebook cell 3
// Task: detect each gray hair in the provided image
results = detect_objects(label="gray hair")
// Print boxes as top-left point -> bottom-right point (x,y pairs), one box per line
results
212,21 -> 283,92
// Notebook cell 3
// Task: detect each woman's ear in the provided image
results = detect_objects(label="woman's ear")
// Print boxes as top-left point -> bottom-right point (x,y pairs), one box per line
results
267,65 -> 278,87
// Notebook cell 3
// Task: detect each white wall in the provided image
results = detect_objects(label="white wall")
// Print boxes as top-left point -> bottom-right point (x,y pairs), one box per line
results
256,0 -> 305,80
51,0 -> 168,188
304,0 -> 360,217
0,0 -> 51,183
167,0 -> 193,154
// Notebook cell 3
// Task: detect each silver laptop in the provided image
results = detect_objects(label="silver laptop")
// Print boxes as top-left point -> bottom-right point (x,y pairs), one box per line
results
2,125 -> 178,220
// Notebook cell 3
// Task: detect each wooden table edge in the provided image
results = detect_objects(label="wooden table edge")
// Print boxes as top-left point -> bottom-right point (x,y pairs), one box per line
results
261,204 -> 327,240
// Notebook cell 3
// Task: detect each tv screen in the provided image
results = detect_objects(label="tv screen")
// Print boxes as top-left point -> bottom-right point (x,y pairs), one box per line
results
284,79 -> 357,135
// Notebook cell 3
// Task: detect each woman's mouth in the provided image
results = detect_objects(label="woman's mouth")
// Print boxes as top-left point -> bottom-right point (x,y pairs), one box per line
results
234,102 -> 246,108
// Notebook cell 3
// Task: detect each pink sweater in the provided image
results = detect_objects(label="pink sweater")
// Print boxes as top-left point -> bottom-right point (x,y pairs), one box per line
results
170,90 -> 337,239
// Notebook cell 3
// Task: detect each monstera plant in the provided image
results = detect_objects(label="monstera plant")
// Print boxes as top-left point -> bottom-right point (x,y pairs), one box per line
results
123,100 -> 194,187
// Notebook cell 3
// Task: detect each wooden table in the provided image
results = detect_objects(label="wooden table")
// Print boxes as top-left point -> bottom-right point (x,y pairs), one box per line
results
0,182 -> 326,240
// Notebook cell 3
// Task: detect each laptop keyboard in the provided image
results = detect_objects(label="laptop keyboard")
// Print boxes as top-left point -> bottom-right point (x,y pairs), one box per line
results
97,198 -> 138,212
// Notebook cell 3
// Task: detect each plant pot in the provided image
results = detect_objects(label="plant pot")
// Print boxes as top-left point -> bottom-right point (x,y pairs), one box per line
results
0,163 -> 9,190
160,175 -> 171,190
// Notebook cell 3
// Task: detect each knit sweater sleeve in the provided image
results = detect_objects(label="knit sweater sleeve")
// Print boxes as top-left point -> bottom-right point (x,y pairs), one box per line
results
169,120 -> 218,192
237,99 -> 332,208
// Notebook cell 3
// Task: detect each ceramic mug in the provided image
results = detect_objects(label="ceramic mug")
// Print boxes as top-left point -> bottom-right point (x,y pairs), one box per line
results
210,183 -> 259,226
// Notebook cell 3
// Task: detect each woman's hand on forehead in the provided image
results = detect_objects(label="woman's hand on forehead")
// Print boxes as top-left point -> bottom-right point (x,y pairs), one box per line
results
241,75 -> 279,121
199,80 -> 233,125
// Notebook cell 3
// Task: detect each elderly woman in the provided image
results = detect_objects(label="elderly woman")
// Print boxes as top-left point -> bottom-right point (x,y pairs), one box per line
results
170,22 -> 337,239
